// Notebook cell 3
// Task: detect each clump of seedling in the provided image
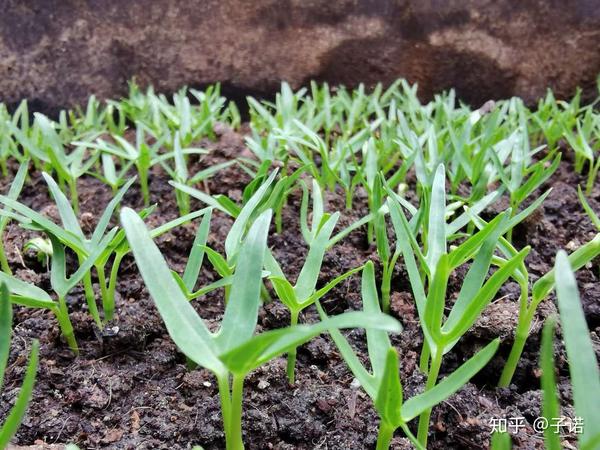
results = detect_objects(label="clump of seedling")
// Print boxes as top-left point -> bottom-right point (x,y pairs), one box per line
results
1,77 -> 599,449
318,262 -> 500,450
122,207 -> 401,449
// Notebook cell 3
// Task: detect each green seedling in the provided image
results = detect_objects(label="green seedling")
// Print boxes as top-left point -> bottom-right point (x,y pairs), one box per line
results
173,169 -> 279,270
66,95 -> 112,138
8,114 -> 100,213
74,123 -> 171,206
578,185 -> 600,230
122,207 -> 401,450
266,198 -> 363,383
540,319 -> 561,450
0,173 -> 132,327
90,153 -> 135,196
0,102 -> 30,175
165,208 -> 255,303
157,85 -> 225,145
563,109 -> 600,195
109,83 -> 228,144
488,121 -> 560,241
497,232 -> 600,387
159,132 -> 235,215
0,161 -> 28,274
0,226 -> 116,353
0,283 -> 39,448
357,149 -> 398,311
386,166 -> 529,447
96,206 -> 212,323
318,262 -> 500,450
553,251 -> 600,449
531,90 -> 577,151
0,198 -> 207,353
299,178 -> 373,249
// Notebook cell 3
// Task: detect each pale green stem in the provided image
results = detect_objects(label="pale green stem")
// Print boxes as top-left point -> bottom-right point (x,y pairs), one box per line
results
0,239 -> 11,275
69,178 -> 79,215
138,166 -> 150,206
228,375 -> 245,450
286,309 -> 300,384
82,268 -> 102,329
345,188 -> 353,211
107,251 -> 125,314
417,348 -> 442,446
419,341 -> 430,373
381,263 -> 392,314
498,281 -> 532,387
376,421 -> 396,450
55,298 -> 78,354
96,265 -> 112,322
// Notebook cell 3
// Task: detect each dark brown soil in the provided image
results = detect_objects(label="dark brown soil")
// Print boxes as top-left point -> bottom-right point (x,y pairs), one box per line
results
1,126 -> 599,449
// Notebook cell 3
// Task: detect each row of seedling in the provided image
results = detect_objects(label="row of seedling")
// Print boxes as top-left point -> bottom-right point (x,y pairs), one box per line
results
2,158 -> 600,447
0,78 -> 599,448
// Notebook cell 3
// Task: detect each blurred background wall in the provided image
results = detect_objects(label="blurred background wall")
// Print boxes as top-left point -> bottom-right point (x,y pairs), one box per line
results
1,0 -> 599,112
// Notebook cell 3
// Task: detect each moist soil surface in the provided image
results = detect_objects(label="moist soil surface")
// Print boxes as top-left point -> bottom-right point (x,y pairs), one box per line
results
1,126 -> 599,449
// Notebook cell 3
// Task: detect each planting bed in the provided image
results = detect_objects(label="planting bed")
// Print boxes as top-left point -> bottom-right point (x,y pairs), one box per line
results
0,124 -> 598,449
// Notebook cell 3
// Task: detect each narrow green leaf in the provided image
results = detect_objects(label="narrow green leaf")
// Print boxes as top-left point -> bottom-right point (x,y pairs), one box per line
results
215,210 -> 272,353
220,311 -> 402,375
443,248 -> 529,347
189,161 -> 237,184
149,208 -> 209,238
304,266 -> 363,307
0,273 -> 53,306
41,172 -> 84,240
0,196 -> 86,254
173,132 -> 189,181
533,234 -> 600,302
294,213 -> 339,301
540,319 -> 561,450
315,301 -> 377,397
375,348 -> 403,426
0,283 -> 11,390
182,210 -> 212,292
424,254 -> 451,343
401,339 -> 499,421
269,276 -> 299,311
225,171 -> 277,259
204,246 -> 232,278
578,185 -> 600,230
0,160 -> 29,231
169,181 -> 232,215
555,251 -> 600,448
120,207 -> 223,374
444,214 -> 509,332
0,340 -> 39,449
362,261 -> 393,378
90,176 -> 136,245
426,164 -> 447,273
447,190 -> 502,236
